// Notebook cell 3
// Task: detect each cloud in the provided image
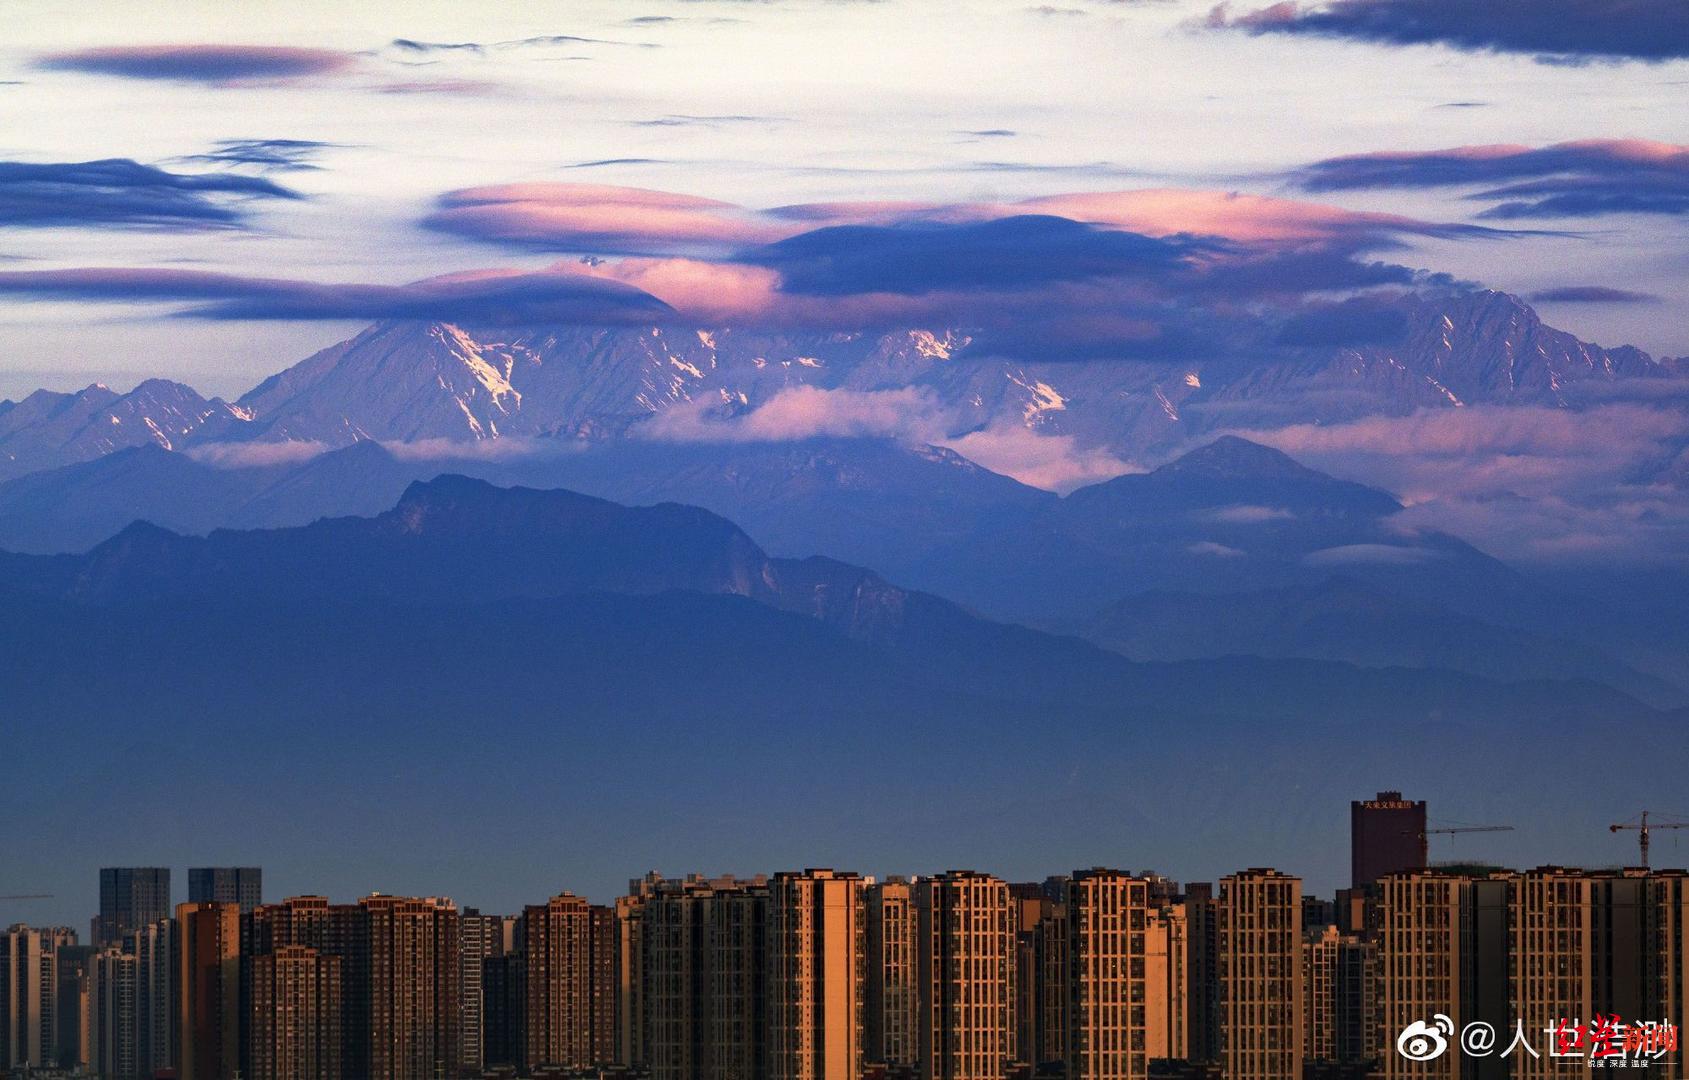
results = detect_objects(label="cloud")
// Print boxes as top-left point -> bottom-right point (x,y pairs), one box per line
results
177,139 -> 338,172
1205,0 -> 1689,63
185,440 -> 332,468
374,79 -> 508,96
1188,541 -> 1247,557
637,383 -> 1135,492
643,385 -> 945,443
1202,504 -> 1298,523
0,265 -> 671,324
383,35 -> 655,58
429,182 -> 1507,259
422,181 -> 1525,362
1530,285 -> 1663,304
1228,404 -> 1689,564
1274,298 -> 1409,347
943,424 -> 1137,492
426,184 -> 786,254
742,215 -> 1205,296
1304,543 -> 1440,565
1290,139 -> 1689,219
38,44 -> 359,83
0,158 -> 300,230
630,114 -> 782,128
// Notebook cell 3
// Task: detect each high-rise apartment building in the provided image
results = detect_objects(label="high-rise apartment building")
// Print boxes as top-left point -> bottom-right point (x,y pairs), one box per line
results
177,901 -> 241,1080
613,876 -> 662,1068
917,870 -> 1017,1080
1216,870 -> 1302,1080
249,945 -> 342,1080
766,870 -> 865,1080
1038,891 -> 1071,1069
91,948 -> 138,1080
1652,870 -> 1689,1078
1181,884 -> 1218,1066
1009,880 -> 1061,1070
1350,793 -> 1427,889
1506,867 -> 1668,1080
98,869 -> 171,948
2,924 -> 64,1069
1301,922 -> 1377,1069
460,907 -> 517,1075
483,949 -> 525,1069
645,874 -> 771,1080
1145,903 -> 1189,1066
1062,869 -> 1152,1080
356,894 -> 460,1080
520,892 -> 614,1069
128,919 -> 176,1080
50,932 -> 90,1070
867,878 -> 919,1068
188,868 -> 263,912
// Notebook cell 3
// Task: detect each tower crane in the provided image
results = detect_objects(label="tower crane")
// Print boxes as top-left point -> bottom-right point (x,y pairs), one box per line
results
1609,811 -> 1689,868
1408,824 -> 1514,866
0,894 -> 53,900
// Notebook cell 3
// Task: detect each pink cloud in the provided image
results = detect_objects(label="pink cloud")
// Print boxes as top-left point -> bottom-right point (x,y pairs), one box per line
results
641,386 -> 945,443
638,383 -> 1137,493
427,184 -> 788,253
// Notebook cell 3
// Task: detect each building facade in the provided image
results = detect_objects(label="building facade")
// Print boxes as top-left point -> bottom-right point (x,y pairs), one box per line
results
248,945 -> 343,1080
767,870 -> 866,1080
98,869 -> 171,948
917,871 -> 1017,1080
1216,870 -> 1302,1080
188,868 -> 263,912
177,901 -> 241,1080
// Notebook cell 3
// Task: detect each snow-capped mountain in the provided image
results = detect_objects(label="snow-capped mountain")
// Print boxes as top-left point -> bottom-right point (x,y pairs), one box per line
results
218,289 -> 1685,460
1,290 -> 1682,482
0,379 -> 249,482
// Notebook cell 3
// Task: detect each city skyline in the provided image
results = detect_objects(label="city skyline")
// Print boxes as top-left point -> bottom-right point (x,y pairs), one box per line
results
10,795 -> 1687,938
10,857 -> 1689,1078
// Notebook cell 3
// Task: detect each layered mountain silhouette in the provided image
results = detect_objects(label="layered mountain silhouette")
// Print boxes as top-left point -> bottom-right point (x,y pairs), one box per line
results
2,433 -> 1684,703
2,287 -> 1687,706
4,473 -> 1684,893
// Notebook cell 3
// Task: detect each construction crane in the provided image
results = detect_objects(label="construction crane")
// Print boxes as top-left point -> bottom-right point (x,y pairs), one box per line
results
1408,824 -> 1514,866
1609,811 -> 1689,868
0,894 -> 53,900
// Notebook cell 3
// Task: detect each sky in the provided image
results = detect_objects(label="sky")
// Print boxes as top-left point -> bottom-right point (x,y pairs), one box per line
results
0,0 -> 1687,929
0,0 -> 1686,402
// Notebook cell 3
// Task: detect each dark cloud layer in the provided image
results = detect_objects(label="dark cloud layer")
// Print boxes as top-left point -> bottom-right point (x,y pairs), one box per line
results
1208,0 -> 1689,63
423,182 -> 1529,361
0,267 -> 671,325
1292,140 -> 1689,219
39,44 -> 358,82
0,159 -> 299,230
744,216 -> 1206,295
1530,285 -> 1662,304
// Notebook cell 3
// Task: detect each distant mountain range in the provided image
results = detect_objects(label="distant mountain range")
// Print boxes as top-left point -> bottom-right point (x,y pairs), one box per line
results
5,472 -> 1684,895
2,287 -> 1687,707
3,290 -> 1684,486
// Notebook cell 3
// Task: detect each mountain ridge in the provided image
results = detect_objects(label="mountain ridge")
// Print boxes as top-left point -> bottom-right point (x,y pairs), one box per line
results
1,288 -> 1683,486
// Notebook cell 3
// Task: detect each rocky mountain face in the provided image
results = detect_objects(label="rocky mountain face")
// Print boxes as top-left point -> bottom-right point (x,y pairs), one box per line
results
0,379 -> 249,482
0,472 -> 1029,656
1,290 -> 1682,482
217,289 -> 1687,461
